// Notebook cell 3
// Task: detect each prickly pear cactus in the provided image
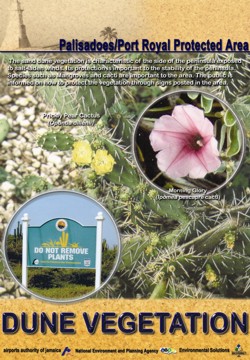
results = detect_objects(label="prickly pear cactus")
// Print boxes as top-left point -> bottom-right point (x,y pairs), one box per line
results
38,132 -> 74,151
77,84 -> 119,117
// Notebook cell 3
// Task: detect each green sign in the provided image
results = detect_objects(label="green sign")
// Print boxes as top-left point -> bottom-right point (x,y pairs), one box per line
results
27,218 -> 96,269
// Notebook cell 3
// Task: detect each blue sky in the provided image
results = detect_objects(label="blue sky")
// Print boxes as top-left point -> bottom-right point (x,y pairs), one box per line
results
7,190 -> 120,248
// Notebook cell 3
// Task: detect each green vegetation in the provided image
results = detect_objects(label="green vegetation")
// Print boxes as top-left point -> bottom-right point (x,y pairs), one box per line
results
29,284 -> 94,299
6,232 -> 117,300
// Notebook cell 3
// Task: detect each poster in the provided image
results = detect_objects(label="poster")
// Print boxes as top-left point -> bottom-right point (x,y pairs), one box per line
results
0,0 -> 249,358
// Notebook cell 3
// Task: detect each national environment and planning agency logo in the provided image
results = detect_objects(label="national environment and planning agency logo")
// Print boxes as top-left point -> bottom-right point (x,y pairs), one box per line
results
232,344 -> 247,357
160,347 -> 177,355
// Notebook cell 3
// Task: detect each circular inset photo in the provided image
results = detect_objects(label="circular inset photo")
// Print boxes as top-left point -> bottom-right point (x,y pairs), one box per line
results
133,90 -> 245,197
3,190 -> 120,303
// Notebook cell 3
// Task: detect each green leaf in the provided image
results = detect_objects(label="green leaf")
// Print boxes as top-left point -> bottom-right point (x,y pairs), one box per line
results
101,138 -> 140,189
77,84 -> 117,117
164,254 -> 200,277
0,166 -> 8,183
231,96 -> 250,147
38,132 -> 75,151
201,95 -> 214,113
224,110 -> 236,127
226,124 -> 242,157
150,279 -> 167,299
15,175 -> 52,200
206,254 -> 236,275
121,237 -> 149,269
0,258 -> 5,273
144,194 -> 188,223
182,219 -> 237,254
38,83 -> 79,114
219,124 -> 227,152
187,92 -> 199,100
236,228 -> 250,256
106,103 -> 134,146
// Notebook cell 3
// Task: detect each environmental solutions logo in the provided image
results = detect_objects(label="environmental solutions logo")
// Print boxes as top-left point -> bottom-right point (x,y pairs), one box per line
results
232,344 -> 247,357
160,347 -> 177,355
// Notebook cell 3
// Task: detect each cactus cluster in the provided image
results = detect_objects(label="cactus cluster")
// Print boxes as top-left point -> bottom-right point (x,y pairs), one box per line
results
200,53 -> 250,102
13,221 -> 22,241
126,195 -> 250,298
2,51 -> 250,299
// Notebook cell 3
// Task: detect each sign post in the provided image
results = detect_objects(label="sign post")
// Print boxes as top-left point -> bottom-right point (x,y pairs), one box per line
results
95,212 -> 104,290
21,213 -> 29,287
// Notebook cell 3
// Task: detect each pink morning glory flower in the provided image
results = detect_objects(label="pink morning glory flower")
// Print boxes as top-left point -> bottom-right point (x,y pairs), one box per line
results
149,104 -> 221,179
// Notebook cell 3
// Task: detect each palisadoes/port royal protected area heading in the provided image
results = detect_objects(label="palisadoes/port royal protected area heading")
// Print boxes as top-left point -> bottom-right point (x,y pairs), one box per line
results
59,38 -> 249,52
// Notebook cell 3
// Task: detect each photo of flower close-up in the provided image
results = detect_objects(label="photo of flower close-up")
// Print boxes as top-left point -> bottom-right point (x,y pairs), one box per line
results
134,91 -> 245,195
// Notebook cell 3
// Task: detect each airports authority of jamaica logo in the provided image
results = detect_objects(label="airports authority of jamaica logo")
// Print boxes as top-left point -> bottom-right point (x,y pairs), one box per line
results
232,344 -> 247,357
